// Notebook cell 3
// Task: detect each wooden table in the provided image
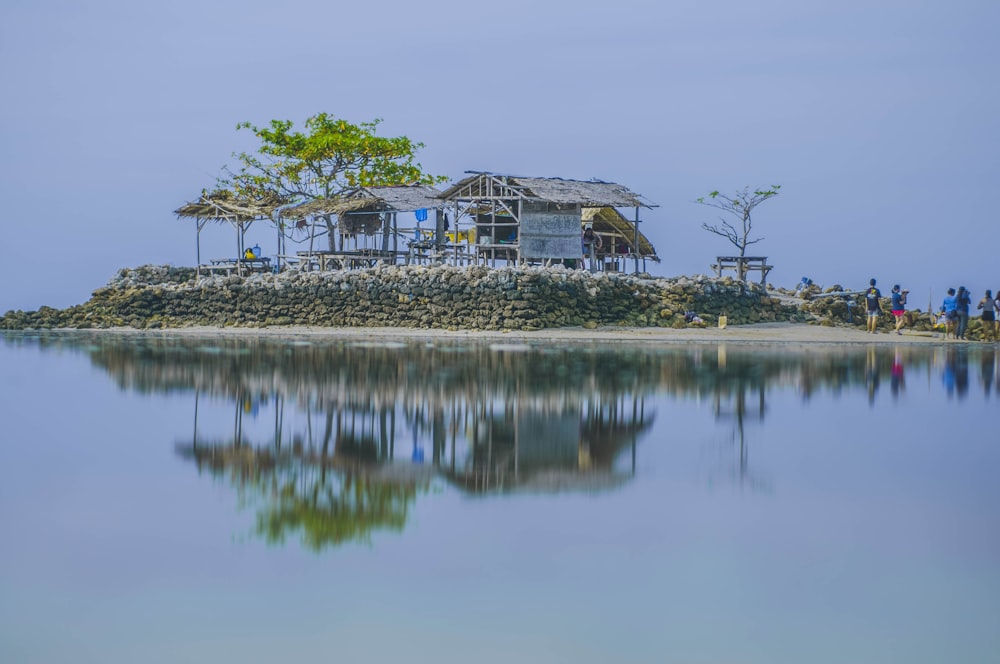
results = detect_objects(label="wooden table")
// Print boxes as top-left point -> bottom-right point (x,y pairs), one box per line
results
206,257 -> 271,275
297,250 -> 401,271
711,256 -> 773,285
407,242 -> 473,266
476,242 -> 518,266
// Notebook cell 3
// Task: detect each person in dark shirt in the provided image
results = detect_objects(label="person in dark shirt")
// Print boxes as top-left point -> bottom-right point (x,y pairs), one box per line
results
890,284 -> 909,335
864,278 -> 882,333
955,286 -> 972,340
581,224 -> 603,271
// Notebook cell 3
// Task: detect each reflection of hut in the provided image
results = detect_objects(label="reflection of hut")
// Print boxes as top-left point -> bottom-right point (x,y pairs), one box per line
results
279,184 -> 446,256
439,172 -> 658,272
174,189 -> 284,276
446,395 -> 650,494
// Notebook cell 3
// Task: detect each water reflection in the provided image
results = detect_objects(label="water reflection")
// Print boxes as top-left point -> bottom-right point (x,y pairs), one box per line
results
981,348 -> 995,396
4,332 -> 998,550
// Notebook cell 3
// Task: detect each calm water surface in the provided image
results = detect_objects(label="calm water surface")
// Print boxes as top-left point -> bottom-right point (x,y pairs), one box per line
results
1,332 -> 998,664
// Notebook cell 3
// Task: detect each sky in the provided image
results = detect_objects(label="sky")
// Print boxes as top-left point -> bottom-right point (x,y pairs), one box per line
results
1,0 -> 998,313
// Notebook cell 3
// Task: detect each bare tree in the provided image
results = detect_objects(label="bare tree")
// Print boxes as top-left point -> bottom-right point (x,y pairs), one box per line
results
697,185 -> 781,257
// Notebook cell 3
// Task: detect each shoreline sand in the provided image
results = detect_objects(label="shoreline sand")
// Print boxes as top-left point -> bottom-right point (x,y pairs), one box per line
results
7,322 -> 978,346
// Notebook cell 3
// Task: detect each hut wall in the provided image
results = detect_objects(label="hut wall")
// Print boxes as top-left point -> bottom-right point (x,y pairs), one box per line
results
516,410 -> 580,465
519,202 -> 581,260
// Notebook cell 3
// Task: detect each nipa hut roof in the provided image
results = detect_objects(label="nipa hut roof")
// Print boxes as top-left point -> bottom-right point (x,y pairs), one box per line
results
279,184 -> 445,220
582,207 -> 659,261
173,190 -> 283,222
439,172 -> 655,208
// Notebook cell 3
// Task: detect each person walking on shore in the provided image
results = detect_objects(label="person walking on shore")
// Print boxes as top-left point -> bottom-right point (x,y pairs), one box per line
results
995,290 -> 1000,338
864,278 -> 882,333
941,288 -> 958,339
890,284 -> 909,335
978,289 -> 998,341
956,286 -> 972,340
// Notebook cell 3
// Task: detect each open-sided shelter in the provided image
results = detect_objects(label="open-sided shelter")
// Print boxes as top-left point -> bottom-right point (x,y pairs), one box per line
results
438,172 -> 658,272
174,190 -> 284,276
278,184 -> 447,258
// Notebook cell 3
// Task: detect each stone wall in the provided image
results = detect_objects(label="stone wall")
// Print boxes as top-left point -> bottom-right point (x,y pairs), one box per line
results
1,264 -> 800,331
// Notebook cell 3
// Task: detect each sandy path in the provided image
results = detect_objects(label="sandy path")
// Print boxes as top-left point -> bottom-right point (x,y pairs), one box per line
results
69,322 -> 973,346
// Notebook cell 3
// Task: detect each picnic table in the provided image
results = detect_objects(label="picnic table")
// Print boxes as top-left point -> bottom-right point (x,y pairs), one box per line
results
296,249 -> 401,271
206,257 -> 271,275
711,256 -> 773,285
407,242 -> 473,266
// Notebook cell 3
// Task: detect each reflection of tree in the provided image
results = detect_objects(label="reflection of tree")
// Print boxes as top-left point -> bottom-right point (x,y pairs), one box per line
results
707,346 -> 770,492
10,332 -> 992,548
253,470 -> 417,550
177,440 -> 426,550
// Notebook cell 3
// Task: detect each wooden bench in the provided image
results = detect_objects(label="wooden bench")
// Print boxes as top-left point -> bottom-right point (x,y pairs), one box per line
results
711,256 -> 773,285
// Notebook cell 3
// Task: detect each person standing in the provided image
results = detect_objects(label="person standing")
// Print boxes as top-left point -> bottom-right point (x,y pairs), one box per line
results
941,288 -> 958,339
955,286 -> 972,340
995,290 -> 1000,338
864,278 -> 882,333
581,224 -> 603,273
890,284 -> 909,335
978,289 -> 998,342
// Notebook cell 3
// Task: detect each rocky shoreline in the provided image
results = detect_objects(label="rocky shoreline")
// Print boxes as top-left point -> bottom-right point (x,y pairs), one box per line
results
0,264 -> 994,341
0,264 -> 799,331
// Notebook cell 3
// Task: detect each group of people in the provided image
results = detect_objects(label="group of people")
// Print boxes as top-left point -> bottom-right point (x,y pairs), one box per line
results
863,279 -> 911,335
863,278 -> 1000,341
940,286 -> 999,341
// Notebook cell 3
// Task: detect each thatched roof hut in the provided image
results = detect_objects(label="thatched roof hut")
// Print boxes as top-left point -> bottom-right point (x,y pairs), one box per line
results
278,184 -> 446,251
279,184 -> 445,220
174,189 -> 283,222
439,173 -> 652,208
439,172 -> 658,271
174,190 -> 287,275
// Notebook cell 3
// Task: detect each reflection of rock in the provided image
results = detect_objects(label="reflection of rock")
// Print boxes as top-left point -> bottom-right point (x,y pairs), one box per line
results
12,332 -> 940,407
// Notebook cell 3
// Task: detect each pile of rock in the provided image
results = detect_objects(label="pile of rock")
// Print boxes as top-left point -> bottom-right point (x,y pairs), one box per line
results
0,265 -> 802,331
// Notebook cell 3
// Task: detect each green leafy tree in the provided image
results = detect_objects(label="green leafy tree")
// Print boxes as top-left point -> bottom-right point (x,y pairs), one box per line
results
221,113 -> 445,247
696,185 -> 781,258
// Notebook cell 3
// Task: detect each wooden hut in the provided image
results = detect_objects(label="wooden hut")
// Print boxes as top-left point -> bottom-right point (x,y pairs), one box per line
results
438,172 -> 658,272
278,185 -> 447,266
174,190 -> 284,276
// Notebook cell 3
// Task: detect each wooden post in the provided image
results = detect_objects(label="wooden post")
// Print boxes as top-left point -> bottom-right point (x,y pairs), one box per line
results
196,218 -> 205,279
633,206 -> 640,274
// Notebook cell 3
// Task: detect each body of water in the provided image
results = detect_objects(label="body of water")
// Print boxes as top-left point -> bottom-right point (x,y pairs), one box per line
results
1,332 -> 998,663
